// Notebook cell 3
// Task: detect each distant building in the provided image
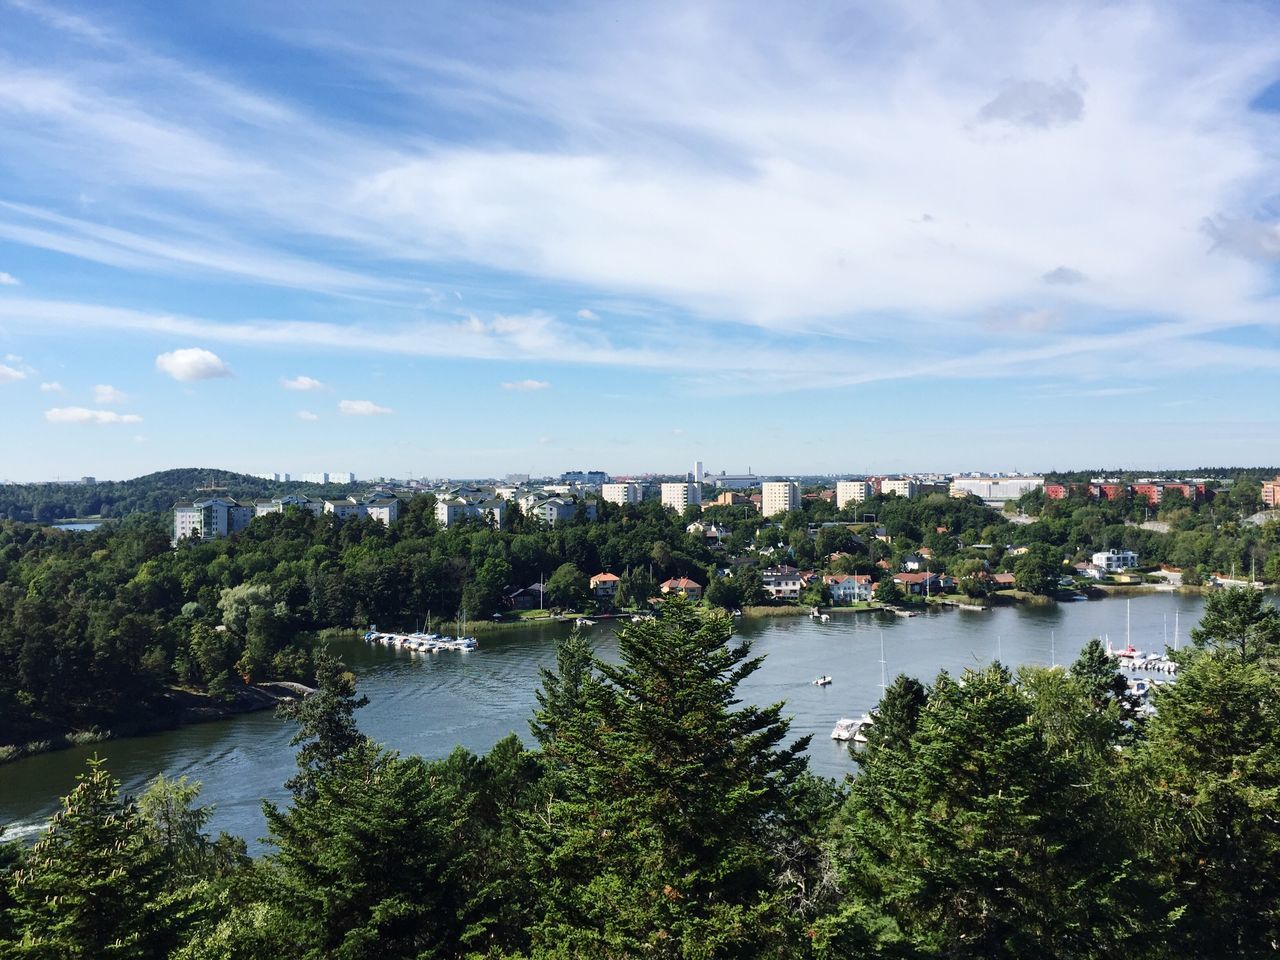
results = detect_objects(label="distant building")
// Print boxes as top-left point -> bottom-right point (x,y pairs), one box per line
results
659,577 -> 703,601
253,472 -> 291,482
661,481 -> 702,512
527,496 -> 595,526
949,476 -> 1043,504
761,481 -> 800,518
761,565 -> 805,600
254,494 -> 324,517
560,470 -> 609,486
172,497 -> 253,544
435,497 -> 505,528
1092,548 -> 1139,572
693,460 -> 704,485
835,480 -> 873,509
825,574 -> 872,604
709,491 -> 751,507
880,478 -> 918,498
602,482 -> 642,506
713,473 -> 759,490
590,572 -> 620,600
1262,477 -> 1280,508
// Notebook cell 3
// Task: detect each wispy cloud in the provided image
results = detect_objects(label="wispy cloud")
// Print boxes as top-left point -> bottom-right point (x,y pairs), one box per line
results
39,380 -> 62,392
281,374 -> 325,391
155,347 -> 231,381
45,406 -> 142,424
92,383 -> 127,404
297,409 -> 319,421
502,379 -> 550,391
338,399 -> 391,416
0,364 -> 27,382
0,271 -> 19,285
576,309 -> 599,321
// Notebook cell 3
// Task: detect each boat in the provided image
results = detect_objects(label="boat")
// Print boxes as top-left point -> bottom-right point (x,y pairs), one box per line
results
852,714 -> 875,743
812,675 -> 832,686
830,718 -> 859,740
820,614 -> 831,623
575,618 -> 596,627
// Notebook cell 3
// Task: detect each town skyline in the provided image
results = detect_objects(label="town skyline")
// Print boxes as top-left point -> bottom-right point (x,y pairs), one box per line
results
3,2 -> 1280,477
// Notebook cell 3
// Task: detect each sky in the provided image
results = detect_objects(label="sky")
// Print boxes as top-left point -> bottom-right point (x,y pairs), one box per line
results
1,0 -> 1279,481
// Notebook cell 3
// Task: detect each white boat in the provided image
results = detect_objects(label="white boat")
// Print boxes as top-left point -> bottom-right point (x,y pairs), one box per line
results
575,618 -> 596,627
831,718 -> 859,740
812,675 -> 832,686
820,614 -> 831,623
852,713 -> 875,743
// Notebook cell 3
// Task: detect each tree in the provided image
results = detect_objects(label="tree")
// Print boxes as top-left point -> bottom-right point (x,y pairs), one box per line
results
5,758 -> 178,957
617,566 -> 657,609
873,577 -> 902,605
528,596 -> 810,957
138,774 -> 247,883
858,673 -> 926,761
263,740 -> 471,959
1189,586 -> 1280,663
545,562 -> 589,611
1013,543 -> 1060,596
1137,649 -> 1280,955
953,558 -> 991,598
834,666 -> 1153,959
275,653 -> 369,801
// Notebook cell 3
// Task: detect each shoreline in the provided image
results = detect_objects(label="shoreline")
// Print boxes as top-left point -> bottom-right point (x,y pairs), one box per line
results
0,681 -> 310,766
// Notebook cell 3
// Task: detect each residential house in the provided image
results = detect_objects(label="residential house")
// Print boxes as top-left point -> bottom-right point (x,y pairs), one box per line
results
507,582 -> 547,610
892,572 -> 955,596
589,572 -> 620,601
660,577 -> 703,601
825,574 -> 872,604
761,565 -> 805,600
1092,548 -> 1139,572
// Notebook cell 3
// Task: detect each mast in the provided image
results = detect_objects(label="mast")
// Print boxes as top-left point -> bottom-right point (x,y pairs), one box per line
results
879,631 -> 887,694
1051,629 -> 1056,668
1174,609 -> 1179,651
1126,599 -> 1131,650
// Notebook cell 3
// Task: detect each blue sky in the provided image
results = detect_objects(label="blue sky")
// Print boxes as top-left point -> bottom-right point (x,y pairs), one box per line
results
1,0 -> 1279,481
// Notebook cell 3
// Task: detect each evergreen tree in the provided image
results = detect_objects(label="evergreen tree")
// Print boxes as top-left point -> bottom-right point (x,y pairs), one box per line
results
528,595 -> 810,958
1189,585 -> 1280,663
857,673 -> 926,762
834,666 -> 1151,959
4,758 -> 177,958
263,741 -> 470,959
1138,643 -> 1280,954
276,652 -> 369,800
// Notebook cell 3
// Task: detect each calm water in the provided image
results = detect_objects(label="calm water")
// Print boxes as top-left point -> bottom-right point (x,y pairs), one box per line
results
0,593 -> 1205,848
49,521 -> 104,531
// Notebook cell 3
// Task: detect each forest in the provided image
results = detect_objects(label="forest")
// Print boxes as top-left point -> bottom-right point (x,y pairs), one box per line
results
4,470 -> 1280,749
1,588 -> 1277,958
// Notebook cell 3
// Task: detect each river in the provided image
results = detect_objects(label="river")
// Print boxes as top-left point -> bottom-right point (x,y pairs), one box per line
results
0,592 -> 1204,848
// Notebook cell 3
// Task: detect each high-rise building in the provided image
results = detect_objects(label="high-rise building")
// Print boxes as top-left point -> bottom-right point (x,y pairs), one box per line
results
761,481 -> 800,517
880,478 -> 918,498
693,460 -> 704,485
661,481 -> 701,512
602,482 -> 641,505
836,480 -> 872,509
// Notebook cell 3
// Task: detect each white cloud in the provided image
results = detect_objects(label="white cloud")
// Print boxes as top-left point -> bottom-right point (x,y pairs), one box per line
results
976,76 -> 1085,129
155,347 -> 231,381
93,383 -> 127,404
577,308 -> 599,321
338,399 -> 391,416
0,364 -> 26,382
39,380 -> 63,391
297,409 -> 319,421
4,353 -> 20,362
1042,266 -> 1086,285
45,406 -> 142,424
502,379 -> 551,391
281,374 -> 325,391
0,272 -> 18,285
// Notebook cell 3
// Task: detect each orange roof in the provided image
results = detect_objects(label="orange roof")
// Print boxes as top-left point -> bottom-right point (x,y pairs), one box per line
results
660,577 -> 702,589
590,572 -> 621,582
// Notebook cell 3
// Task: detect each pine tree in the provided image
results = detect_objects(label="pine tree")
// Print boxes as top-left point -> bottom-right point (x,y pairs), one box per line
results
4,758 -> 177,958
528,594 -> 810,958
1189,586 -> 1280,663
835,666 -> 1152,959
276,652 -> 368,800
263,741 -> 469,959
858,673 -> 926,762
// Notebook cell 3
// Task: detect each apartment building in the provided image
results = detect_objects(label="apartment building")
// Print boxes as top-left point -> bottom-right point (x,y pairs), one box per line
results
602,482 -> 642,505
661,481 -> 702,512
835,480 -> 873,509
172,497 -> 253,543
880,478 -> 918,498
761,481 -> 800,517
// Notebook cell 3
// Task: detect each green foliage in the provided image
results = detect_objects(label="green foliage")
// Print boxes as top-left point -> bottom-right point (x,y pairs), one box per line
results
527,595 -> 810,956
1189,586 -> 1280,663
872,577 -> 902,605
3,758 -> 181,957
1013,543 -> 1061,595
545,561 -> 589,611
275,653 -> 369,801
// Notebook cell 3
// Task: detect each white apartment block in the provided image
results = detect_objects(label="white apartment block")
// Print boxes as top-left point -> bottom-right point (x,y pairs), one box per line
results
949,476 -> 1044,503
881,478 -> 918,498
836,480 -> 873,509
301,472 -> 329,484
254,494 -> 324,517
172,497 -> 254,544
435,497 -> 505,528
661,481 -> 702,512
602,482 -> 642,506
761,481 -> 800,518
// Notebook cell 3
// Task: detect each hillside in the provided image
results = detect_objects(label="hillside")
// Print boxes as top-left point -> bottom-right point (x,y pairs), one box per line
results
0,467 -> 362,523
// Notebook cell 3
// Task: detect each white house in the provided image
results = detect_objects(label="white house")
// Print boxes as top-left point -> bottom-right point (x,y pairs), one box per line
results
825,574 -> 872,603
762,565 -> 806,600
1092,548 -> 1139,572
172,497 -> 253,544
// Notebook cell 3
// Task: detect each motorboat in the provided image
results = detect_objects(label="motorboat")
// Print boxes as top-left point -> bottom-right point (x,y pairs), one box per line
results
812,675 -> 832,686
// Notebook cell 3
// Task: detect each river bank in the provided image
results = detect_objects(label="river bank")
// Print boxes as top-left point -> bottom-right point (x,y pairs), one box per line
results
0,682 -> 309,765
